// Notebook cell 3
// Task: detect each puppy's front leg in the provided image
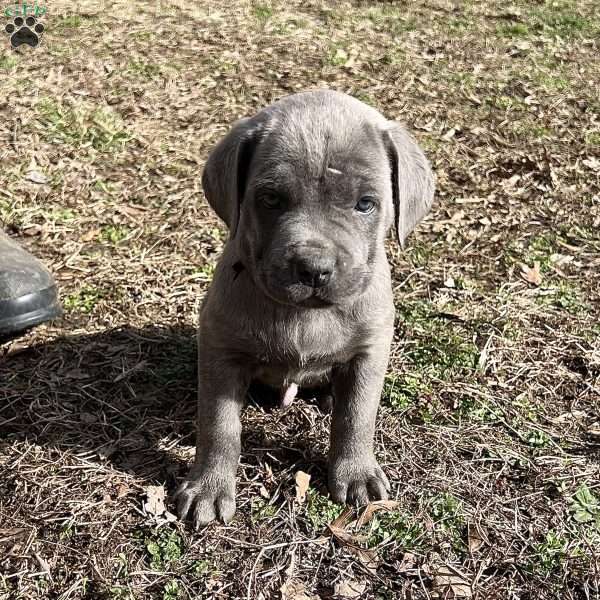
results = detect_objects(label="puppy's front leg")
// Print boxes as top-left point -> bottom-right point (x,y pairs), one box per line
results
175,355 -> 249,528
328,351 -> 391,505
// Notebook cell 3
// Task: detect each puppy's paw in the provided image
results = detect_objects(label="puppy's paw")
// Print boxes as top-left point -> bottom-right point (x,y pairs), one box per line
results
173,469 -> 236,528
328,455 -> 390,506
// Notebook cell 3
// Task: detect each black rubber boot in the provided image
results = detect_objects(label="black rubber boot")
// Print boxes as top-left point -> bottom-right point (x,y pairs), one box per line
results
0,231 -> 62,339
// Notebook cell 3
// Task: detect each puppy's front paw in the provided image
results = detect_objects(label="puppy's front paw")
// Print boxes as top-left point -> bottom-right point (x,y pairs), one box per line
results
173,468 -> 236,528
328,455 -> 390,506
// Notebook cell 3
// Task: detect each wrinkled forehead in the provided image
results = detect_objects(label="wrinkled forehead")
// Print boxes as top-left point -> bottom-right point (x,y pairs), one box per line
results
252,109 -> 389,188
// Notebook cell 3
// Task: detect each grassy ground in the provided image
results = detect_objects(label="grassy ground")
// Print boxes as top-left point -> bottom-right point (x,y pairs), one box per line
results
1,0 -> 599,598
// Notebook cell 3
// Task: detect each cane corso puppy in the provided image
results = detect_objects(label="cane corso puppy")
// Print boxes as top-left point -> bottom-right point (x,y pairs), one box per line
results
174,90 -> 435,527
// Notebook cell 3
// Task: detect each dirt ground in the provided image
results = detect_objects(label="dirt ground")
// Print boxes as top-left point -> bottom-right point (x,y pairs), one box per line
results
1,1 -> 599,598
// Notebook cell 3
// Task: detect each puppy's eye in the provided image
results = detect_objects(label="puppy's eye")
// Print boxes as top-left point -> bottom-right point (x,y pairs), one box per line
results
262,195 -> 283,210
355,196 -> 376,214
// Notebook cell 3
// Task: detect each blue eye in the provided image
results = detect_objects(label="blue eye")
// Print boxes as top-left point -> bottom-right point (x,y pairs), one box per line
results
355,196 -> 376,214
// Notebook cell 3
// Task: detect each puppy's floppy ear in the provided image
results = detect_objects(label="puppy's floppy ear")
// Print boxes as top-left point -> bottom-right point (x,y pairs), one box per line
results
382,122 -> 435,248
202,116 -> 263,236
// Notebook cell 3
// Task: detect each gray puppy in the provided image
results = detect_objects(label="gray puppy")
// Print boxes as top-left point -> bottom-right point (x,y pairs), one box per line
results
175,90 -> 434,527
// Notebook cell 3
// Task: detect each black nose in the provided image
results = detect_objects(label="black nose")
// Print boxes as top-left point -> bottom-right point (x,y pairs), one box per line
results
293,255 -> 334,288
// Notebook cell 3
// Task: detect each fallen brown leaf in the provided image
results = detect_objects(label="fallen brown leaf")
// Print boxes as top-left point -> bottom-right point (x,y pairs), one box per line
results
333,579 -> 366,598
143,485 -> 166,517
520,262 -> 542,286
467,523 -> 485,554
280,579 -> 319,600
356,500 -> 400,528
81,228 -> 101,242
294,471 -> 311,504
431,565 -> 472,598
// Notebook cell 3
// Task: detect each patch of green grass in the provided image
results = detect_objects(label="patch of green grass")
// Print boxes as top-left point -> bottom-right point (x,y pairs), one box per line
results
398,300 -> 480,380
537,282 -> 586,313
251,499 -> 277,523
0,54 -> 18,70
162,580 -> 180,600
194,262 -> 215,281
533,72 -> 570,92
325,43 -> 350,67
193,559 -> 213,576
496,6 -> 595,40
522,428 -> 552,449
447,17 -> 471,32
429,493 -> 466,553
127,61 -> 161,79
486,94 -> 528,112
145,529 -> 183,571
131,31 -> 153,41
109,587 -> 134,600
93,179 -> 116,194
382,374 -> 428,410
353,91 -> 377,107
252,3 -> 273,24
405,242 -> 433,267
528,530 -> 571,575
47,207 -> 77,224
101,225 -> 130,244
37,98 -> 131,152
457,396 -> 500,423
570,484 -> 600,528
365,6 -> 416,35
584,132 -> 600,146
55,15 -> 83,29
532,7 -> 590,38
367,510 -> 425,550
63,286 -> 101,313
514,122 -> 552,140
305,490 -> 343,531
405,329 -> 479,377
496,22 -> 530,37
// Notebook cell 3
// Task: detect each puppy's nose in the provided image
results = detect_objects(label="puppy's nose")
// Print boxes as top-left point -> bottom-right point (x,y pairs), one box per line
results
293,255 -> 334,288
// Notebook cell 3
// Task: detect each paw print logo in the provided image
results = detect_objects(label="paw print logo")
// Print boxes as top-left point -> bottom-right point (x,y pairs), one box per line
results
5,15 -> 45,48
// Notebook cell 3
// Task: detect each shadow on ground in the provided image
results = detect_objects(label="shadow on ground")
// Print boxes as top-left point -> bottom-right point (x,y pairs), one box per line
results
0,325 -> 329,490
0,326 -> 199,489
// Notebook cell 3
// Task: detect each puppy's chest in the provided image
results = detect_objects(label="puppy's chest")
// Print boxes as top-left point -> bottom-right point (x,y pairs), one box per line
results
252,313 -> 354,385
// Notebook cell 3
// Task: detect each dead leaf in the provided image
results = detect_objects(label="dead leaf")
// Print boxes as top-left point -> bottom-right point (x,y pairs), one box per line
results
81,228 -> 101,242
330,506 -> 354,529
356,500 -> 400,528
467,523 -> 485,553
34,552 -> 52,578
116,484 -> 129,498
280,579 -> 318,600
588,422 -> 600,438
144,485 -> 166,517
550,410 -> 587,424
295,471 -> 310,504
582,156 -> 600,171
328,525 -> 378,571
431,565 -> 472,598
334,579 -> 366,598
396,551 -> 418,573
0,528 -> 31,554
22,225 -> 42,236
25,169 -> 49,184
520,262 -> 542,286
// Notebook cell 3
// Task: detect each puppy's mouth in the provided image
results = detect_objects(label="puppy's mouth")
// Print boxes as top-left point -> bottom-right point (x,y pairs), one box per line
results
268,281 -> 336,308
254,269 -> 337,308
296,288 -> 335,308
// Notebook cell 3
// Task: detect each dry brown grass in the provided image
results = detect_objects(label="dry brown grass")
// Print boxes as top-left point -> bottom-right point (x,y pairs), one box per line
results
1,0 -> 599,598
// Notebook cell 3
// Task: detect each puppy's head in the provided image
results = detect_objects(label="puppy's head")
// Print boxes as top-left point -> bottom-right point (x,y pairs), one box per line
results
202,90 -> 434,308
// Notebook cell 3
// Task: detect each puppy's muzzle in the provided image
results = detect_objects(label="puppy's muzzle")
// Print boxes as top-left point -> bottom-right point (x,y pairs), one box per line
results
290,247 -> 334,289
